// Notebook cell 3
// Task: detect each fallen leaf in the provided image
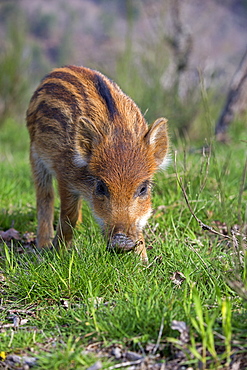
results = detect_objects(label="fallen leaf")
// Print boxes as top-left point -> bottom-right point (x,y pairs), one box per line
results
170,271 -> 186,287
86,361 -> 102,370
111,346 -> 122,359
22,231 -> 36,244
5,354 -> 37,367
171,320 -> 190,344
125,351 -> 143,361
60,299 -> 69,309
0,228 -> 21,242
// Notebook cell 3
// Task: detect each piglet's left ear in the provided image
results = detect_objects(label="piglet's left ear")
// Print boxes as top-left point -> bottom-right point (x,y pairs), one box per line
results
144,118 -> 169,170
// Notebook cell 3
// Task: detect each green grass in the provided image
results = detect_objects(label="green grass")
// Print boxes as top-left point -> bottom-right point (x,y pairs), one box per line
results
0,119 -> 247,369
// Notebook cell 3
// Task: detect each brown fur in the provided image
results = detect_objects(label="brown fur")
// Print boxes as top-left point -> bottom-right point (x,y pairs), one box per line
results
26,65 -> 169,262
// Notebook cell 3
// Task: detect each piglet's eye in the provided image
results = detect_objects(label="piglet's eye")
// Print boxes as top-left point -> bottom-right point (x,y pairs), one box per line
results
136,181 -> 149,197
139,185 -> 147,196
95,180 -> 109,197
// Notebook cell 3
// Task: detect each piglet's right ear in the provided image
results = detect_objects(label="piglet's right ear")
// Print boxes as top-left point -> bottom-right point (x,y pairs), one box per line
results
144,118 -> 169,170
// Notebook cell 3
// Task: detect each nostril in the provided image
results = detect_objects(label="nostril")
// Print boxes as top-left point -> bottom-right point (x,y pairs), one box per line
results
107,233 -> 136,252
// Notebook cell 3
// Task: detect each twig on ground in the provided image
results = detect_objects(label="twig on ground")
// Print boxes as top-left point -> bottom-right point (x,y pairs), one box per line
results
152,315 -> 165,355
187,244 -> 209,267
0,306 -> 38,316
145,255 -> 162,269
108,359 -> 143,369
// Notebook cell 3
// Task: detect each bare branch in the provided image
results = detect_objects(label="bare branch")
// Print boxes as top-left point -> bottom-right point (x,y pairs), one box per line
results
215,48 -> 247,141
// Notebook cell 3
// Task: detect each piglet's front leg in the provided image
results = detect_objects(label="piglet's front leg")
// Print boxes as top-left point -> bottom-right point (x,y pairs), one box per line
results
53,184 -> 82,249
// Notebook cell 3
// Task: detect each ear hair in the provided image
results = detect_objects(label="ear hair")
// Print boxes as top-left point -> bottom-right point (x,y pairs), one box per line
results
144,118 -> 169,169
159,153 -> 172,170
73,151 -> 88,167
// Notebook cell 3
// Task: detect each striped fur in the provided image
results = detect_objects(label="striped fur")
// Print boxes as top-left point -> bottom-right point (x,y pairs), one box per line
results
26,65 -> 169,262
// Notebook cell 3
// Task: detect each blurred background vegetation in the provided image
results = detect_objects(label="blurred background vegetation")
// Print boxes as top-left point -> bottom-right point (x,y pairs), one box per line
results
0,0 -> 246,141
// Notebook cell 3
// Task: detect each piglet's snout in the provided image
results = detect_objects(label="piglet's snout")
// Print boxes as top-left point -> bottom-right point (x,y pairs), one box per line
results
107,233 -> 136,252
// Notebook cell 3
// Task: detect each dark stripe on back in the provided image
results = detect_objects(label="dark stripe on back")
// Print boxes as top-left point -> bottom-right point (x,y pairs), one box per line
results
36,117 -> 62,135
94,74 -> 118,120
47,71 -> 83,88
44,70 -> 92,119
37,82 -> 82,122
37,101 -> 68,131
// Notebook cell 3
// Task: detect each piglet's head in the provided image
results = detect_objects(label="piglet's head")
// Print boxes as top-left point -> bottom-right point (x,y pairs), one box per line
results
75,117 -> 169,256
